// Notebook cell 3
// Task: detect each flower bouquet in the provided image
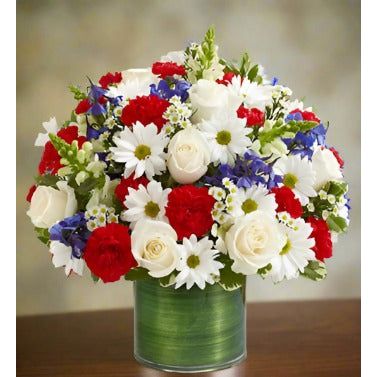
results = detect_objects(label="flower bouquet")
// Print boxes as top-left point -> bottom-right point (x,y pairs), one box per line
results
26,27 -> 350,372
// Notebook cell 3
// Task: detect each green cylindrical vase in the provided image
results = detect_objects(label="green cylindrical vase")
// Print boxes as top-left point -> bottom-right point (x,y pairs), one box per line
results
133,279 -> 246,373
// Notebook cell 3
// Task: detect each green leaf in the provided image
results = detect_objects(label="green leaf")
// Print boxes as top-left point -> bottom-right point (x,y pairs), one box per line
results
68,85 -> 87,100
159,272 -> 177,287
217,254 -> 246,291
34,227 -> 50,245
257,263 -> 272,278
301,260 -> 327,281
247,63 -> 259,82
91,273 -> 100,283
75,175 -> 105,196
326,214 -> 348,233
325,181 -> 348,198
124,267 -> 151,281
34,174 -> 60,188
258,119 -> 318,147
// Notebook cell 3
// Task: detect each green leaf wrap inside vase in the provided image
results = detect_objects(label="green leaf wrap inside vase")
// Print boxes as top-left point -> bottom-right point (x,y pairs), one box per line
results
134,279 -> 246,372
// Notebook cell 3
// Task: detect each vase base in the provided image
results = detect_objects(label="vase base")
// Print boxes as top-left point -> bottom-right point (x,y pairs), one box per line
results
134,352 -> 247,373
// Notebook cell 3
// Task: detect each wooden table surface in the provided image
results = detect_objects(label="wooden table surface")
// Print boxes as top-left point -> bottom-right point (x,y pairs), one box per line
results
17,299 -> 360,377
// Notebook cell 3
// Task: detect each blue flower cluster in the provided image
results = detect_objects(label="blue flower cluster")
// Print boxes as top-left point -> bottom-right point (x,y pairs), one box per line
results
150,79 -> 191,102
205,151 -> 282,189
283,123 -> 327,159
49,213 -> 91,258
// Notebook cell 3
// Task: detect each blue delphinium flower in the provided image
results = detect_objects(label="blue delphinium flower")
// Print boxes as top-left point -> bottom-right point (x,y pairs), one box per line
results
49,213 -> 91,259
284,123 -> 327,159
87,83 -> 107,116
150,79 -> 191,102
86,124 -> 108,140
205,151 -> 282,189
285,111 -> 303,122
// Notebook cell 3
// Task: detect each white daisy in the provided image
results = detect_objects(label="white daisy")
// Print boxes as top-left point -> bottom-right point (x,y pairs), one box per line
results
110,121 -> 168,180
229,184 -> 278,218
121,180 -> 171,228
228,77 -> 276,110
49,241 -> 84,276
35,117 -> 59,147
269,216 -> 316,283
273,154 -> 317,205
199,113 -> 251,165
175,235 -> 224,290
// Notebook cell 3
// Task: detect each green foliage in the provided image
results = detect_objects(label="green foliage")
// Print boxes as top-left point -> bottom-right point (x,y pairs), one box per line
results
68,85 -> 87,100
185,26 -> 219,80
301,260 -> 327,281
217,254 -> 246,291
258,119 -> 318,148
49,133 -> 87,174
75,175 -> 106,196
326,214 -> 348,233
221,52 -> 261,82
34,227 -> 50,245
156,170 -> 179,189
124,267 -> 151,281
62,111 -> 78,128
200,26 -> 216,69
303,181 -> 349,229
91,273 -> 100,283
159,272 -> 177,287
49,133 -> 105,194
257,263 -> 272,279
325,181 -> 348,198
34,174 -> 60,188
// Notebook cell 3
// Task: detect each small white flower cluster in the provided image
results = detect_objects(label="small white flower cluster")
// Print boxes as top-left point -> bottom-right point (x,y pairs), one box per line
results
103,116 -> 118,130
85,205 -> 118,231
277,211 -> 299,231
163,95 -> 192,135
305,189 -> 349,222
209,178 -> 237,227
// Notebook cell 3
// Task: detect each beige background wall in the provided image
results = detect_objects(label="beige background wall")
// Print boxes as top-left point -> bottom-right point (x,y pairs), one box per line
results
17,0 -> 360,315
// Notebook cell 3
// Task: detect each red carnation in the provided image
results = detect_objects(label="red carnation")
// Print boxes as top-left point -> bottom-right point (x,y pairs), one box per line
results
38,125 -> 87,175
115,175 -> 149,207
216,72 -> 236,86
121,95 -> 169,131
271,186 -> 303,218
152,61 -> 186,79
83,223 -> 136,283
165,185 -> 215,240
75,98 -> 91,115
26,184 -> 37,202
306,217 -> 333,261
329,147 -> 344,168
237,105 -> 265,127
290,108 -> 320,123
99,71 -> 122,89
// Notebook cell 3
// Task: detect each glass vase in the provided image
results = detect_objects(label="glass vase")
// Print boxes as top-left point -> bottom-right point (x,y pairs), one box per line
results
133,279 -> 246,373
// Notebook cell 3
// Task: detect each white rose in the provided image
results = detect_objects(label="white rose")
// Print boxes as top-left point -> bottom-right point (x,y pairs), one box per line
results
160,50 -> 186,65
167,127 -> 210,184
27,181 -> 77,228
312,147 -> 343,190
225,211 -> 286,275
189,79 -> 242,123
131,219 -> 180,278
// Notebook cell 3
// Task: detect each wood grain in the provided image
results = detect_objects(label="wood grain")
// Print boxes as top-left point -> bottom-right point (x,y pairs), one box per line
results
17,300 -> 360,377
